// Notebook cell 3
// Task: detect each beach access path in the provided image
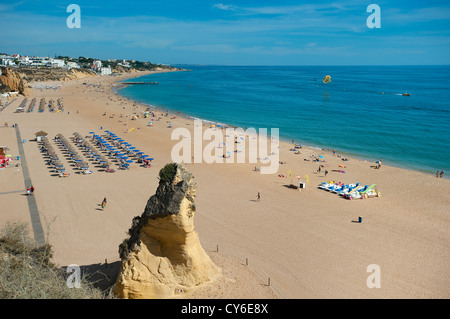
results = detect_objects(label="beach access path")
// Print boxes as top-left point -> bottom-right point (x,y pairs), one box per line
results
14,124 -> 45,245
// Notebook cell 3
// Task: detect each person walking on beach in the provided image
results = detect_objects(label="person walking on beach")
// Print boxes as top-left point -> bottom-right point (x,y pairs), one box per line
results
440,169 -> 444,178
101,197 -> 107,209
30,185 -> 34,196
317,165 -> 321,173
256,192 -> 261,202
436,171 -> 440,178
324,170 -> 328,177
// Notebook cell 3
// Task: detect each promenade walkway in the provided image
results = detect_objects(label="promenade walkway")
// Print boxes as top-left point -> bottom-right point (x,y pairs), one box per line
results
14,125 -> 45,245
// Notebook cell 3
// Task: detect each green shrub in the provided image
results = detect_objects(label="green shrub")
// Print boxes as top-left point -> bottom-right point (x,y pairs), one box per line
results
159,163 -> 177,182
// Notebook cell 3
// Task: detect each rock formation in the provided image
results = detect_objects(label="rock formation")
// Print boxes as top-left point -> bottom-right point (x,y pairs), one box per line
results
0,67 -> 33,96
17,67 -> 95,82
114,163 -> 221,299
63,68 -> 96,81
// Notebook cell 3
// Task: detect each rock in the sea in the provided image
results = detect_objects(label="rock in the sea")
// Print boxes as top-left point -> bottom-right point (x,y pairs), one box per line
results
114,163 -> 221,299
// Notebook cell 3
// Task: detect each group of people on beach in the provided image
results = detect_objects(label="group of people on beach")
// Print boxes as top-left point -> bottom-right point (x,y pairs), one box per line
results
317,165 -> 328,176
436,169 -> 445,178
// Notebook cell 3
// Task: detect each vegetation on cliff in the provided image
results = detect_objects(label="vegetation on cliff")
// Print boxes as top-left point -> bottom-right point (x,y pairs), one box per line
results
0,222 -> 105,299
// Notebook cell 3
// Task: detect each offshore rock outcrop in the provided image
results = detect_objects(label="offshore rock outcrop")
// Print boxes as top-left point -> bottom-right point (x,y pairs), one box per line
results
114,163 -> 220,299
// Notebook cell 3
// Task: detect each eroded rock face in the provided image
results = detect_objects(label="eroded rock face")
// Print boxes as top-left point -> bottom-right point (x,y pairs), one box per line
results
0,67 -> 33,96
114,163 -> 220,299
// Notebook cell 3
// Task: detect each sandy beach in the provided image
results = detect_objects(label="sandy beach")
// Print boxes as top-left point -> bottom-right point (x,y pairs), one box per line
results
1,70 -> 449,299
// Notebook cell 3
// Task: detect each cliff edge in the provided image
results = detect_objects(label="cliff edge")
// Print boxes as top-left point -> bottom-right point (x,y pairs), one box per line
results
0,67 -> 33,96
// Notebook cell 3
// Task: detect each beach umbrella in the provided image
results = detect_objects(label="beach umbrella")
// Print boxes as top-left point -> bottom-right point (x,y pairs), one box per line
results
126,160 -> 133,163
89,131 -> 95,134
319,155 -> 324,159
141,155 -> 149,158
129,147 -> 136,150
122,156 -> 128,160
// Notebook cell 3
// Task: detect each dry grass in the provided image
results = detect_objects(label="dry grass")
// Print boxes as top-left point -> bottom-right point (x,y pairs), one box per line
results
0,221 -> 108,299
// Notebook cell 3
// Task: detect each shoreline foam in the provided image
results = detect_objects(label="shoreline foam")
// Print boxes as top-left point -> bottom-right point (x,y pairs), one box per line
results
113,71 -> 448,179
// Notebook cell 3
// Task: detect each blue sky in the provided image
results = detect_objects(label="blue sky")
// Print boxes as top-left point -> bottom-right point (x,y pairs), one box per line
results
1,0 -> 449,65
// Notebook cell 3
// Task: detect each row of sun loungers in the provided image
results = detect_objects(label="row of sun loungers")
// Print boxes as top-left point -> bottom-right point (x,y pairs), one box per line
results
73,132 -> 113,173
27,98 -> 36,112
3,97 -> 61,113
57,98 -> 64,112
318,181 -> 380,200
15,98 -> 27,113
56,133 -> 92,174
97,130 -> 154,169
39,136 -> 70,177
48,99 -> 55,112
38,98 -> 46,113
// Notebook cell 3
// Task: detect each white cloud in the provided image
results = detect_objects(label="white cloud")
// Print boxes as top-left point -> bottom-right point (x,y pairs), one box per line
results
213,3 -> 237,11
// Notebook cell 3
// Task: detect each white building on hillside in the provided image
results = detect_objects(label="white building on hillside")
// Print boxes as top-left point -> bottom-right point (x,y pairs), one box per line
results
0,57 -> 14,66
100,67 -> 112,75
29,57 -> 48,66
19,56 -> 30,64
66,61 -> 80,69
93,60 -> 102,70
47,59 -> 65,68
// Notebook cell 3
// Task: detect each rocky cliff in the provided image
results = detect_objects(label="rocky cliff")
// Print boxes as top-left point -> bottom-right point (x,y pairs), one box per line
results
18,67 -> 96,82
0,67 -> 33,96
114,163 -> 221,299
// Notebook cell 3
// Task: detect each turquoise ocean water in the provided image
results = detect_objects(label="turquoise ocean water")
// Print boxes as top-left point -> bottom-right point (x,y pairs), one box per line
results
118,65 -> 450,175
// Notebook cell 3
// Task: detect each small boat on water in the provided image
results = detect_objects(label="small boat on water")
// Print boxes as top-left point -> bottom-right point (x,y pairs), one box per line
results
402,92 -> 411,96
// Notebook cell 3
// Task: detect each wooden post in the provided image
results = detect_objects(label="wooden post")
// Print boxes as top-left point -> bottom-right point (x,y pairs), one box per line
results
268,277 -> 271,286
216,244 -> 219,252
105,258 -> 108,268
246,258 -> 248,266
